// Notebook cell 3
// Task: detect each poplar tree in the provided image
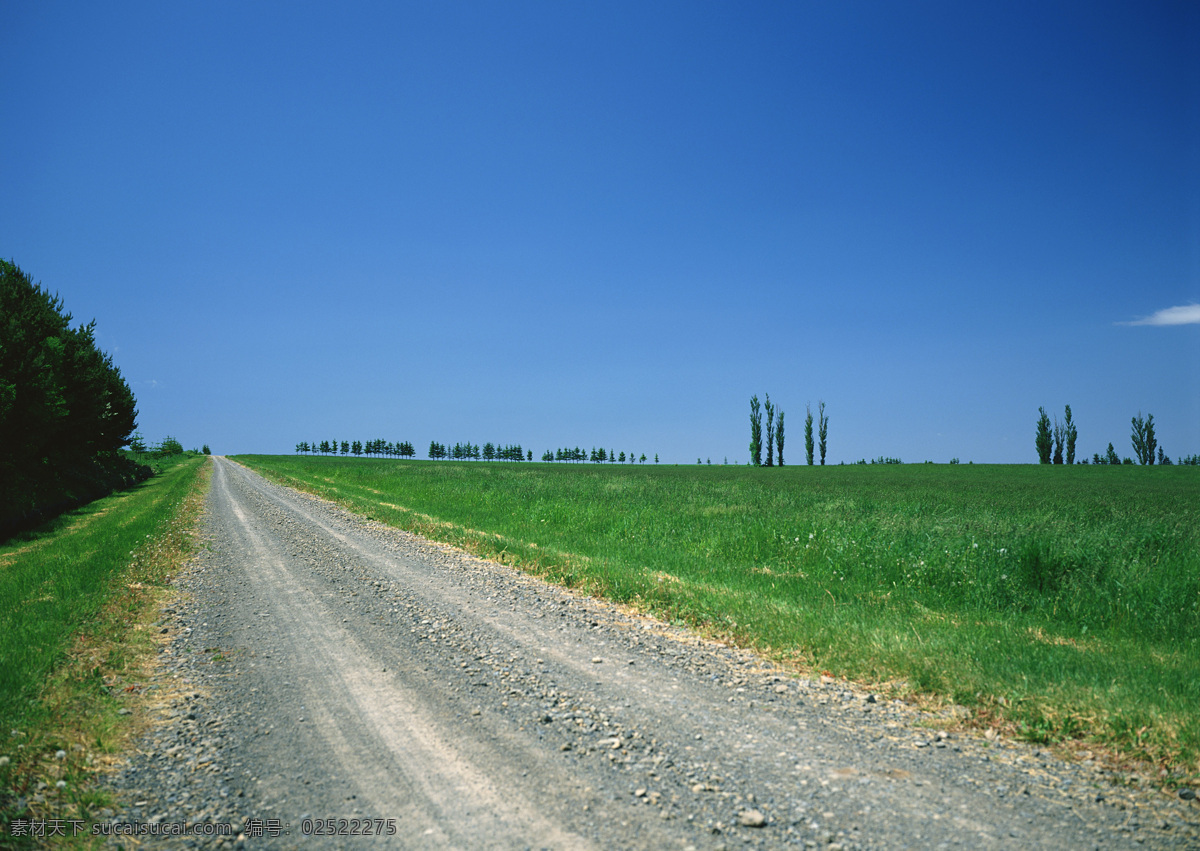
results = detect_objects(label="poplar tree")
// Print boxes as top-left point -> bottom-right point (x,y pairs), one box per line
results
1064,405 -> 1077,465
1131,412 -> 1157,465
1035,408 -> 1053,463
1052,418 -> 1064,465
764,395 -> 776,467
776,410 -> 785,466
818,400 -> 828,465
804,404 -> 815,466
749,395 -> 763,466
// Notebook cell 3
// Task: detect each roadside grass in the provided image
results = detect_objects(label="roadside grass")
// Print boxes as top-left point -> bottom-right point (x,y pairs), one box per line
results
0,455 -> 210,846
234,456 -> 1200,783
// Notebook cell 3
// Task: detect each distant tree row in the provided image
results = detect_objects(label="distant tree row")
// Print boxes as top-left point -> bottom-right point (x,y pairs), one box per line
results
293,440 -> 661,464
296,440 -> 416,458
748,394 -> 789,466
546,447 -> 649,463
1089,442 -> 1188,466
431,441 -> 528,461
1036,407 -> 1191,465
129,433 -> 206,458
749,395 -> 835,467
1035,405 -> 1078,464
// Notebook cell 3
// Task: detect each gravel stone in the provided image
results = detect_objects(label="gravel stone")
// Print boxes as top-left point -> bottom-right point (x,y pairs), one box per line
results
737,809 -> 766,827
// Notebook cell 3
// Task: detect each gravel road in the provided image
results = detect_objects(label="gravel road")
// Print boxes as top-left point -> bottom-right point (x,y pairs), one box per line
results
102,457 -> 1199,849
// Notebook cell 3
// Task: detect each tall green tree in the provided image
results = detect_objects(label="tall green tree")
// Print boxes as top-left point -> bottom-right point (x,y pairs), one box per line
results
776,410 -> 785,466
818,400 -> 828,465
1131,412 -> 1157,465
1,260 -> 141,529
1052,418 -> 1064,465
764,395 -> 775,467
749,395 -> 763,466
1035,407 -> 1053,463
804,404 -> 815,465
1064,405 -> 1077,465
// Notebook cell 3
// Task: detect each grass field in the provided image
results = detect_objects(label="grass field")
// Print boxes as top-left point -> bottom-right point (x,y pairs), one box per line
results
235,455 -> 1200,780
0,455 -> 210,843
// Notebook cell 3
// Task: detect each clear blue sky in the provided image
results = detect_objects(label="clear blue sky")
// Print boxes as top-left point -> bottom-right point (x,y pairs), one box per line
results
4,1 -> 1198,463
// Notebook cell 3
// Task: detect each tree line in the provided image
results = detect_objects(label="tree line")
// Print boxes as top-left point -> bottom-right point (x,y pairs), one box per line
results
294,440 -> 657,464
1036,406 -> 1192,465
129,433 -> 210,458
430,442 -> 527,461
748,395 -> 829,466
296,440 -> 417,457
547,447 -> 650,463
1,260 -> 149,537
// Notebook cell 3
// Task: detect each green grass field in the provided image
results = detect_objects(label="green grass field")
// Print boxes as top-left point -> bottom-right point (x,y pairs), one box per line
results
235,456 -> 1200,778
0,456 -> 205,726
1,455 -> 209,843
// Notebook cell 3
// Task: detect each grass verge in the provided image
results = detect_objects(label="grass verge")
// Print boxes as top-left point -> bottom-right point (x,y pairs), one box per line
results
233,455 -> 1200,786
0,455 -> 210,847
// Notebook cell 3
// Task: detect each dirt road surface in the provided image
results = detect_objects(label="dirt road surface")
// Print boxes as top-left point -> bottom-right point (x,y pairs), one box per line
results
103,457 -> 1199,848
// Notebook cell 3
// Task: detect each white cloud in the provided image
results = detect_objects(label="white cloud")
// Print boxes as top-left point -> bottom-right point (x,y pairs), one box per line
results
1122,304 -> 1200,326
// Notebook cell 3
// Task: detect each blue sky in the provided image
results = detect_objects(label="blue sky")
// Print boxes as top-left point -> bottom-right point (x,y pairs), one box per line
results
3,1 -> 1197,463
